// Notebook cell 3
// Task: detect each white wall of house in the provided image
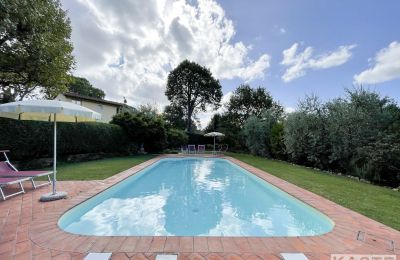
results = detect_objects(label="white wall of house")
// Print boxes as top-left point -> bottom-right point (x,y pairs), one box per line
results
56,94 -> 119,123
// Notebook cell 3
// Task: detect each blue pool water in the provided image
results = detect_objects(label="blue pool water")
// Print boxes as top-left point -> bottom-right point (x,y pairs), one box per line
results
58,158 -> 334,236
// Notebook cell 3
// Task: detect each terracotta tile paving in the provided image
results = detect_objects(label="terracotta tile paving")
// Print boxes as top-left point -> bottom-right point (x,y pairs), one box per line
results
0,155 -> 399,259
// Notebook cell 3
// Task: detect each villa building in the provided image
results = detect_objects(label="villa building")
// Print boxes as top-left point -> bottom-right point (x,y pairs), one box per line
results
55,92 -> 125,122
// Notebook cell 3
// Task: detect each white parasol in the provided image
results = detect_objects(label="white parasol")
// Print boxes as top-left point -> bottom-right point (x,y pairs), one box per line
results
204,131 -> 225,154
0,100 -> 101,201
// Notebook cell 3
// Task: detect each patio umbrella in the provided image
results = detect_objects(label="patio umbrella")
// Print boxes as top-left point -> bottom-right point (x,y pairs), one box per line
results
204,132 -> 225,154
0,100 -> 101,201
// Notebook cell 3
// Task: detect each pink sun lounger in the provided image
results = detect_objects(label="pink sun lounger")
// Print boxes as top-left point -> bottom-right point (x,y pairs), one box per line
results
0,150 -> 52,189
0,177 -> 31,200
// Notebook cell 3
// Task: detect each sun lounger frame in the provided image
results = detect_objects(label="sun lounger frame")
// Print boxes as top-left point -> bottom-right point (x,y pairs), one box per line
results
0,177 -> 30,200
0,150 -> 52,189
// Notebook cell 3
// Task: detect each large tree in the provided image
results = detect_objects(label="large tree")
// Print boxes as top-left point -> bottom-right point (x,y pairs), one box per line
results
0,0 -> 74,101
68,76 -> 105,99
163,104 -> 186,130
226,84 -> 282,127
165,60 -> 222,132
163,103 -> 198,130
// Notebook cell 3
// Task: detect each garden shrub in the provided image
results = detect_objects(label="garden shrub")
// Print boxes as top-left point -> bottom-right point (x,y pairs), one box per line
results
111,112 -> 167,152
166,128 -> 188,149
270,122 -> 286,159
284,89 -> 400,187
242,110 -> 278,157
0,118 -> 130,160
284,96 -> 331,169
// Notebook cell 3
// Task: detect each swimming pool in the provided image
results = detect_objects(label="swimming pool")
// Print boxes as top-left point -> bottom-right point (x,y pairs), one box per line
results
58,158 -> 334,236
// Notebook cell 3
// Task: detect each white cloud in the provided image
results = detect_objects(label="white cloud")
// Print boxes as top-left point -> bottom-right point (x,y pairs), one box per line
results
281,43 -> 356,82
61,0 -> 271,109
284,106 -> 296,114
279,27 -> 286,34
354,41 -> 400,84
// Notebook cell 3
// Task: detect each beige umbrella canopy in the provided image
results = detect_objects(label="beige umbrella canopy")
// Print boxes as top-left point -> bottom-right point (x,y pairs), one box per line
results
0,100 -> 101,201
204,132 -> 225,154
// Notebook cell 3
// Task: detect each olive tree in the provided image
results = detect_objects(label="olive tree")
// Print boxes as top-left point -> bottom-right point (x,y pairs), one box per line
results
242,109 -> 279,157
326,89 -> 400,185
284,88 -> 400,187
284,95 -> 330,168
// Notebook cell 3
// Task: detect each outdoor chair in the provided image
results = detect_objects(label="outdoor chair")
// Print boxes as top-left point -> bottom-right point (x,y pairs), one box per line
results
0,150 -> 52,189
181,145 -> 188,154
0,177 -> 31,200
216,144 -> 229,155
197,145 -> 205,154
188,144 -> 196,154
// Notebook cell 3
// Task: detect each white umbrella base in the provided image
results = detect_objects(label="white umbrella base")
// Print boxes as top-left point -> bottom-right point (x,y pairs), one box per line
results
39,191 -> 68,202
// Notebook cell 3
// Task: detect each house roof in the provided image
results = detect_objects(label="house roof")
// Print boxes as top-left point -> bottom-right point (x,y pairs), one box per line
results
63,92 -> 124,107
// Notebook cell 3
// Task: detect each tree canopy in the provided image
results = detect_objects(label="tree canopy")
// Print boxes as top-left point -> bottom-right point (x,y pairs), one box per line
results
163,104 -> 186,130
0,0 -> 74,101
67,76 -> 105,99
226,84 -> 282,127
165,60 -> 222,132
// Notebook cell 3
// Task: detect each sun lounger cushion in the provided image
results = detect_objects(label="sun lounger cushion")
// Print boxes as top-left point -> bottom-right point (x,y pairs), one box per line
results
0,170 -> 51,177
0,177 -> 25,185
0,161 -> 12,172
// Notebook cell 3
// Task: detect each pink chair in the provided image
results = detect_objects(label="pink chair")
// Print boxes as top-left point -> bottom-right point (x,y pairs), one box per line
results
216,144 -> 229,155
181,145 -> 188,154
0,150 -> 52,189
197,145 -> 205,154
0,177 -> 31,200
188,144 -> 196,154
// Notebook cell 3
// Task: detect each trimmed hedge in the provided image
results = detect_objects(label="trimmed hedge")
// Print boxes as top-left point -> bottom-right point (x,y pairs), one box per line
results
0,118 -> 131,160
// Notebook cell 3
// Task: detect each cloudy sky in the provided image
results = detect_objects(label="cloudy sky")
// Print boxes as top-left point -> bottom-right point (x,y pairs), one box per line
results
60,0 -> 400,128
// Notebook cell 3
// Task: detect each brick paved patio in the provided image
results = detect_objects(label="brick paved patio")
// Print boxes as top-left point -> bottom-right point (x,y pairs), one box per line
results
0,155 -> 399,259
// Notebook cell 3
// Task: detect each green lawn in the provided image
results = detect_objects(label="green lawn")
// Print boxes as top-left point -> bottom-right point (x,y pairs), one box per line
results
227,152 -> 400,231
45,154 -> 156,180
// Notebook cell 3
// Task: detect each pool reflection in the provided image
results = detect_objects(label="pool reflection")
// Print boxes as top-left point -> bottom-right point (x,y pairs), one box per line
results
60,158 -> 333,236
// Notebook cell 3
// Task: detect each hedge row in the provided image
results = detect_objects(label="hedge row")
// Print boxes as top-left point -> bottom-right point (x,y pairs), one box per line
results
0,118 -> 131,160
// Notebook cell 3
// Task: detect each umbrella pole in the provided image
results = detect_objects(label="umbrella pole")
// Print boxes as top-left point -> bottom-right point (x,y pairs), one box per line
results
40,113 -> 67,201
213,136 -> 216,155
53,113 -> 57,195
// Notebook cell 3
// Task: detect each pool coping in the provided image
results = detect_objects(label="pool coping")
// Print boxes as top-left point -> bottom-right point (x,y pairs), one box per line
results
28,154 -> 400,257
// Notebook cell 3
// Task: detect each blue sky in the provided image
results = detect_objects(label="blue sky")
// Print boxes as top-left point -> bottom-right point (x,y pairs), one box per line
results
216,0 -> 400,109
62,0 -> 400,126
